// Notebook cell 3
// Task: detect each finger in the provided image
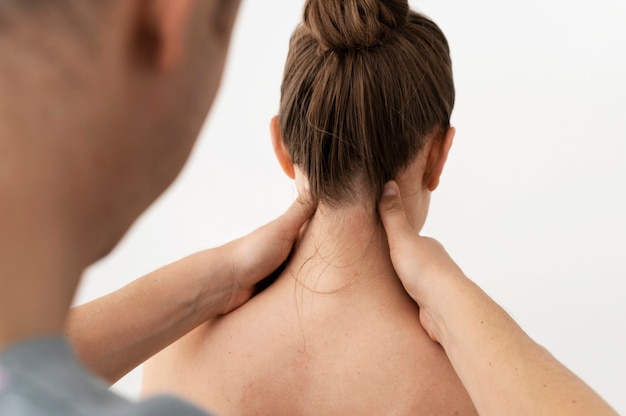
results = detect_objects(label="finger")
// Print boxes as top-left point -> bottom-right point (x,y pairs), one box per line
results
378,181 -> 414,244
274,194 -> 316,238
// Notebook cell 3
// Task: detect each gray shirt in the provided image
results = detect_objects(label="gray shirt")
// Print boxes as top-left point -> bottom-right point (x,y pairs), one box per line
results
0,337 -> 213,415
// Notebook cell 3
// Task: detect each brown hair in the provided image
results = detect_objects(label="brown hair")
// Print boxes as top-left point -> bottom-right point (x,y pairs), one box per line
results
279,0 -> 455,207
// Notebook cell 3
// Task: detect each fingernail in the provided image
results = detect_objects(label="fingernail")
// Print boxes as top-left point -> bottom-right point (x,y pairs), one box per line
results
383,182 -> 398,197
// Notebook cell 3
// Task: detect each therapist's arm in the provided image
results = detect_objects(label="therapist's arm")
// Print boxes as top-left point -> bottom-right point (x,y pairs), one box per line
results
378,181 -> 618,416
65,197 -> 314,384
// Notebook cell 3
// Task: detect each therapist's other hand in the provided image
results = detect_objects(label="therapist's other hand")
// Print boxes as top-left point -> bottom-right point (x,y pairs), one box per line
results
217,196 -> 315,315
378,181 -> 464,343
378,181 -> 620,416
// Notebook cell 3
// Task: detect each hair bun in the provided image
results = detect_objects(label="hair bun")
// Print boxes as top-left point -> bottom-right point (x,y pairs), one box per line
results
303,0 -> 409,52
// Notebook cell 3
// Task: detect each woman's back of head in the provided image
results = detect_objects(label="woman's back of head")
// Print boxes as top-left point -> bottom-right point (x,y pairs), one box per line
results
280,0 -> 455,207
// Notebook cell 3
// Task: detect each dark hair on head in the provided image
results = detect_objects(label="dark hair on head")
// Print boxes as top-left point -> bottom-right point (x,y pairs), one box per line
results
279,0 -> 455,207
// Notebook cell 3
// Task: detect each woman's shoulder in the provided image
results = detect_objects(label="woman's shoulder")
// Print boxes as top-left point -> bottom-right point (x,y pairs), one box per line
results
143,274 -> 477,415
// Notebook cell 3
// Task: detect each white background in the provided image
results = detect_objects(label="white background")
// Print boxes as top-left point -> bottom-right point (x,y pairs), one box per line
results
74,0 -> 626,413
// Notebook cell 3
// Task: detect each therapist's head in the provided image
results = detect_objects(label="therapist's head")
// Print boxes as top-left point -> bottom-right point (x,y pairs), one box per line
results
271,0 -> 455,231
0,0 -> 240,259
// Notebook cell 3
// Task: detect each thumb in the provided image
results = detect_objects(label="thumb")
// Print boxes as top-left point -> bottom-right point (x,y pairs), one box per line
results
272,194 -> 316,240
378,181 -> 414,245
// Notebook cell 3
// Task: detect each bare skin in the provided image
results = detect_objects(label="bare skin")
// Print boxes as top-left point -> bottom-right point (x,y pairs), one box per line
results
143,202 -> 477,415
142,126 -> 476,415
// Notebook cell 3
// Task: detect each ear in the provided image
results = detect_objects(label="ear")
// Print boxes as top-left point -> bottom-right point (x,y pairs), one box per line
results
270,116 -> 295,179
134,0 -> 196,71
424,127 -> 455,191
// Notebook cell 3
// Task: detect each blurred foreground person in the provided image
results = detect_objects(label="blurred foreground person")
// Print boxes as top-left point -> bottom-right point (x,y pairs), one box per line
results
0,1 -> 312,415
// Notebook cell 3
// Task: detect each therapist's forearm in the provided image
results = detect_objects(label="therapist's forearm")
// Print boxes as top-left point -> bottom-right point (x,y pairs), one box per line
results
65,197 -> 313,384
65,248 -> 232,384
426,272 -> 618,416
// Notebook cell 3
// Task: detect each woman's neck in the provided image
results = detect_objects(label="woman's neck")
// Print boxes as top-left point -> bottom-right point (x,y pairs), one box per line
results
282,202 -> 402,296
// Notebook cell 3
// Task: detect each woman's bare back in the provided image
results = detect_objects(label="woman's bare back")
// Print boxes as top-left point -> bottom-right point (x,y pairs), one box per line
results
143,267 -> 477,415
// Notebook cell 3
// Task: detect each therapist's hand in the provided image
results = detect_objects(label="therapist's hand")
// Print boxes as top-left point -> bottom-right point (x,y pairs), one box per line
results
216,195 -> 315,315
377,181 -> 465,343
378,181 -> 619,416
